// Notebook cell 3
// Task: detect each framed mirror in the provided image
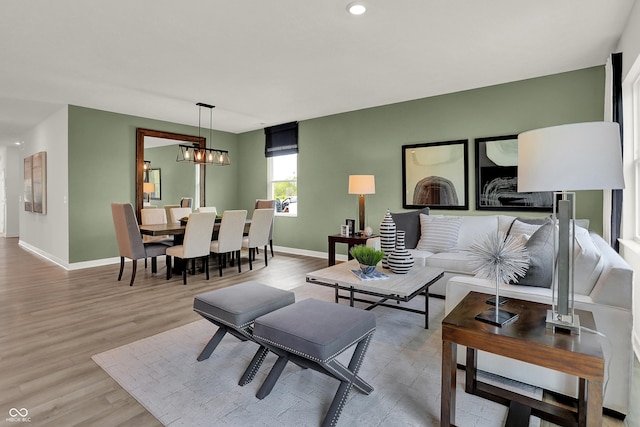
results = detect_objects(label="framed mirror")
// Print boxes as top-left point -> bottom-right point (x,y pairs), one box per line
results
136,128 -> 205,220
402,140 -> 469,210
475,135 -> 553,211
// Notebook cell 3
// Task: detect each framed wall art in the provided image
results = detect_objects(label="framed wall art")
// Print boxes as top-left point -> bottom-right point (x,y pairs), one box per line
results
23,151 -> 47,214
475,135 -> 552,211
402,140 -> 469,210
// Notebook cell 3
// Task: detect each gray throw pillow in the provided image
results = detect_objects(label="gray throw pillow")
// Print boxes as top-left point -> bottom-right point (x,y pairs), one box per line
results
391,207 -> 429,249
515,221 -> 555,288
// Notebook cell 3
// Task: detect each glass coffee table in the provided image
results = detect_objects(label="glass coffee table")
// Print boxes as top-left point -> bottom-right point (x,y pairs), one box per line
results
306,260 -> 444,329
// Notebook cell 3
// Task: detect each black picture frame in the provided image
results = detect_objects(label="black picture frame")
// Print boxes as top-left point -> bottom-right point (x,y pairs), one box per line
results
148,168 -> 161,201
402,140 -> 469,210
345,219 -> 355,236
475,135 -> 552,211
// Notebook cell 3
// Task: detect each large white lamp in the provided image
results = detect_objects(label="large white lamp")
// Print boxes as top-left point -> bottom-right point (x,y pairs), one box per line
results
348,175 -> 375,234
518,122 -> 624,334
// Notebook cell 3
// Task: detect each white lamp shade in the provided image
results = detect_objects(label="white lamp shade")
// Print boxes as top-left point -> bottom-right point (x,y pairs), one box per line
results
348,175 -> 375,194
517,122 -> 624,192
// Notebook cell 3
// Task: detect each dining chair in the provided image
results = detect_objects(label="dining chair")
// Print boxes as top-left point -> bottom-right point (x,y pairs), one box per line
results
197,206 -> 217,214
242,208 -> 275,270
111,203 -> 168,286
180,197 -> 193,208
141,208 -> 173,246
166,212 -> 216,285
255,199 -> 276,257
169,207 -> 192,224
210,210 -> 248,277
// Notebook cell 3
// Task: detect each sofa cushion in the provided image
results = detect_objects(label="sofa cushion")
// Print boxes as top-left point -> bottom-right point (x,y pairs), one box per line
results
455,215 -> 502,250
416,214 -> 462,253
391,207 -> 430,249
514,220 -> 554,288
408,249 -> 434,267
424,251 -> 475,274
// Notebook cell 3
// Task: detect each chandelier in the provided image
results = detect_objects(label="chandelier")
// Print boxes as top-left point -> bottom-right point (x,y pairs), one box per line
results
176,103 -> 231,166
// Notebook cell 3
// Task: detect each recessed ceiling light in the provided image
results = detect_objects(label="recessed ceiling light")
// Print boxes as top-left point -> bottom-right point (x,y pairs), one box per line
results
347,2 -> 366,15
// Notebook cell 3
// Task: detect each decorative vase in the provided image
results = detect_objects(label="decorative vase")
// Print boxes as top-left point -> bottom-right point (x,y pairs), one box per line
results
387,230 -> 414,274
379,209 -> 396,269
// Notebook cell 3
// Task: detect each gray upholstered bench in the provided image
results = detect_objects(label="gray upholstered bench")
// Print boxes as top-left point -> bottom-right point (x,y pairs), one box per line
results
193,281 -> 295,385
251,298 -> 376,427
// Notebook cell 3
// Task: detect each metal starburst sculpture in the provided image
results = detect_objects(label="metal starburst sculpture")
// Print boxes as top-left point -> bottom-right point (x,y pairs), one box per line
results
469,231 -> 530,284
468,231 -> 530,326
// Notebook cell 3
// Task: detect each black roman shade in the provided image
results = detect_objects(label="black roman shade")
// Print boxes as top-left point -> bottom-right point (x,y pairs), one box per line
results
264,122 -> 298,157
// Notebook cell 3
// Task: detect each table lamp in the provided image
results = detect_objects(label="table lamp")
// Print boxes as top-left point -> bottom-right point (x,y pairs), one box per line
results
143,182 -> 155,204
517,121 -> 624,334
348,175 -> 375,234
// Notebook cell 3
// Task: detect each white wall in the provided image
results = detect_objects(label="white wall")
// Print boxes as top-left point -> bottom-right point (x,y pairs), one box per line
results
617,0 -> 640,362
5,145 -> 22,237
17,106 -> 69,266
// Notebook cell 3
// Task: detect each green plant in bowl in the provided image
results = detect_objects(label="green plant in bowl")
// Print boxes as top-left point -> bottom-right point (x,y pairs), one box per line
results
349,245 -> 384,274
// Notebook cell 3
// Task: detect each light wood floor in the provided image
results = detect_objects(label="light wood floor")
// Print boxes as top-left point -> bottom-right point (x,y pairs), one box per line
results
0,237 -> 326,426
0,237 -> 636,426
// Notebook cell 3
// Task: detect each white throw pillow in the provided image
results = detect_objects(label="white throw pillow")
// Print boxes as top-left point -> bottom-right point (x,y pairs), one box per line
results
416,214 -> 462,253
508,219 -> 542,238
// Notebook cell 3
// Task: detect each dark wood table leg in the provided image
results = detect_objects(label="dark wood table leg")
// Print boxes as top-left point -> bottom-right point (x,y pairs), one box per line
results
585,378 -> 603,427
441,340 -> 456,426
328,236 -> 336,266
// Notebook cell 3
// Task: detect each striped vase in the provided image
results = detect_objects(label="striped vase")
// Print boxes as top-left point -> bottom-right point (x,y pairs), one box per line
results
379,209 -> 396,269
387,230 -> 414,274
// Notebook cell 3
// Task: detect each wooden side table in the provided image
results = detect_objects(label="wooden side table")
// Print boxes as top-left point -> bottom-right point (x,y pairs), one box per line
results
441,292 -> 604,427
327,233 -> 377,266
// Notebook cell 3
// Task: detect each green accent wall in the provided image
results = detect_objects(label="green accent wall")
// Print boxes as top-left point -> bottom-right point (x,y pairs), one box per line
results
238,66 -> 606,255
68,106 -> 238,263
67,66 -> 605,263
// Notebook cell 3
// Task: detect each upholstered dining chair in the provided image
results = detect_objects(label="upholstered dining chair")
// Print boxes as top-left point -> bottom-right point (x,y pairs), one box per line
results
242,208 -> 275,270
140,208 -> 173,245
166,212 -> 216,285
254,199 -> 276,256
197,206 -> 217,214
180,197 -> 193,208
210,210 -> 248,276
169,207 -> 192,224
111,203 -> 168,286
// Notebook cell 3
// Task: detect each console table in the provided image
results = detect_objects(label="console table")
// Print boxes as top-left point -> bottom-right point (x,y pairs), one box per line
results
327,233 -> 376,266
441,291 -> 604,427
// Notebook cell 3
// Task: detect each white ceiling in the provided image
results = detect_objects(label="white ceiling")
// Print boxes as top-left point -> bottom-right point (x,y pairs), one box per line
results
0,0 -> 635,146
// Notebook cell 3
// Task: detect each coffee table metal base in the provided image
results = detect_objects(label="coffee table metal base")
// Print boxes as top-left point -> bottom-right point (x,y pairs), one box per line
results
306,263 -> 443,329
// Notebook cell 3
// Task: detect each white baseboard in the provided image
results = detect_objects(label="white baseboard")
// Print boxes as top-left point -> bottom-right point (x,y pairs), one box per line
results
18,240 -> 121,271
18,243 -> 344,272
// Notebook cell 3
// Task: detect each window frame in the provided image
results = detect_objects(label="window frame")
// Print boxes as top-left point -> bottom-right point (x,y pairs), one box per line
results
268,153 -> 298,217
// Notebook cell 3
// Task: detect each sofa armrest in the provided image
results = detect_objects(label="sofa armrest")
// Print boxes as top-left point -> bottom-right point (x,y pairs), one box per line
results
366,237 -> 380,250
589,232 -> 633,310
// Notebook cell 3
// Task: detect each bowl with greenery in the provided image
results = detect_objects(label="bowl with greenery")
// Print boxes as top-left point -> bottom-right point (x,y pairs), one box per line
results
349,245 -> 385,275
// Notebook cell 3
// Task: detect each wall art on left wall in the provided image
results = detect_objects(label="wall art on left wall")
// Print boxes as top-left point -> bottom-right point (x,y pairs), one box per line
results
24,151 -> 47,214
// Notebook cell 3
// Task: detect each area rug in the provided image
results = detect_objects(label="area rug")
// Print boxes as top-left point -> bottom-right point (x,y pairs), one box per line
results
92,284 -> 541,426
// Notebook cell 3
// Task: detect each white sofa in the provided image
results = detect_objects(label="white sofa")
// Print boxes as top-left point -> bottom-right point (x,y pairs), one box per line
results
377,210 -> 634,416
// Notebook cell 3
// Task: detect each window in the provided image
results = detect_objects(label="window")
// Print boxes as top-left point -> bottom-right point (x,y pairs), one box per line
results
268,153 -> 297,216
632,72 -> 640,240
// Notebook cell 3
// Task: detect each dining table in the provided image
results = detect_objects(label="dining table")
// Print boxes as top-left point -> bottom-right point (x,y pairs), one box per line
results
139,218 -> 252,276
139,218 -> 252,245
